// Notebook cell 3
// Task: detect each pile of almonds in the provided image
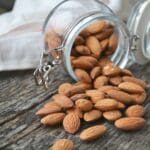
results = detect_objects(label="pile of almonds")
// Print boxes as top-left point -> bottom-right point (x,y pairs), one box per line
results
36,20 -> 148,149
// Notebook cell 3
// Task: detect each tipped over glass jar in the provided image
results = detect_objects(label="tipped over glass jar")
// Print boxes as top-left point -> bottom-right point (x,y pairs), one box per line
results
34,0 -> 150,89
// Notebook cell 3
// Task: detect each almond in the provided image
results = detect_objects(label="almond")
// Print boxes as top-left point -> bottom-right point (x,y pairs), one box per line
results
115,117 -> 146,131
66,107 -> 83,118
118,82 -> 145,93
98,57 -> 112,67
121,68 -> 134,76
53,94 -> 73,109
75,99 -> 93,112
58,83 -> 73,95
74,36 -> 85,45
98,85 -> 120,93
41,113 -> 65,125
90,66 -> 102,79
52,139 -> 74,150
72,56 -> 98,70
117,102 -> 126,110
102,64 -> 121,77
105,89 -> 134,104
36,102 -> 62,116
80,29 -> 91,37
75,69 -> 92,83
95,28 -> 114,41
108,33 -> 118,53
122,76 -> 147,89
63,113 -> 80,134
109,76 -> 122,86
95,99 -> 118,111
86,36 -> 102,58
80,125 -> 107,141
83,109 -> 102,122
94,76 -> 108,89
86,20 -> 106,34
125,105 -> 145,117
75,45 -> 91,55
86,90 -> 105,103
103,110 -> 122,121
131,92 -> 147,104
101,39 -> 109,51
70,93 -> 89,101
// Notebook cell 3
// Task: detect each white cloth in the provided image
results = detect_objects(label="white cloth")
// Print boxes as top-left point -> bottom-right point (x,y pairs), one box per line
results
0,0 -> 133,71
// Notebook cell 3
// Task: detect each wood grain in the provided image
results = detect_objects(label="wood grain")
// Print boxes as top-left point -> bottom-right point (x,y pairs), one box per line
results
0,63 -> 150,150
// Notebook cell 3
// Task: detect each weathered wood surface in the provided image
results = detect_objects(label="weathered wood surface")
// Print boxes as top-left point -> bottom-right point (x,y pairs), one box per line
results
0,63 -> 150,150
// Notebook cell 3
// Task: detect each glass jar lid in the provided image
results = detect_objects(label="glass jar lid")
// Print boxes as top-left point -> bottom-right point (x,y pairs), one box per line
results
127,0 -> 150,64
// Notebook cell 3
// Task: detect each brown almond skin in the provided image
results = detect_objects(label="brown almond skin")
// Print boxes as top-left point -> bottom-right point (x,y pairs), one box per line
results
109,76 -> 122,86
83,109 -> 102,122
74,35 -> 85,45
90,66 -> 102,79
115,117 -> 146,131
63,113 -> 80,134
80,125 -> 107,141
98,85 -> 120,93
95,28 -> 114,41
75,99 -> 93,112
121,68 -> 134,76
41,113 -> 65,126
52,139 -> 74,150
70,93 -> 89,102
101,39 -> 109,51
94,76 -> 108,89
125,105 -> 145,117
102,65 -> 121,77
86,90 -> 105,103
36,102 -> 62,116
75,69 -> 92,83
72,56 -> 98,70
98,57 -> 112,67
75,45 -> 91,55
117,102 -> 126,110
53,94 -> 73,109
131,92 -> 147,104
108,33 -> 118,53
86,36 -> 102,58
103,110 -> 122,121
118,82 -> 145,93
95,99 -> 118,111
122,76 -> 147,89
86,20 -> 106,34
105,89 -> 134,104
58,83 -> 73,95
66,107 -> 83,118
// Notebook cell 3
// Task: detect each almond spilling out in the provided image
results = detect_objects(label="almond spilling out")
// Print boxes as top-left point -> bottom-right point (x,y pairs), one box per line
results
52,139 -> 74,150
131,92 -> 147,104
53,94 -> 73,109
66,107 -> 83,118
109,76 -> 122,86
63,113 -> 80,134
105,89 -> 134,104
80,125 -> 107,141
75,69 -> 92,83
41,113 -> 65,126
115,117 -> 146,131
58,83 -> 73,95
75,99 -> 93,112
103,110 -> 122,121
95,99 -> 118,111
125,105 -> 145,117
121,68 -> 134,76
70,93 -> 89,102
83,109 -> 102,122
90,66 -> 102,79
86,90 -> 104,103
118,82 -> 145,93
36,102 -> 62,116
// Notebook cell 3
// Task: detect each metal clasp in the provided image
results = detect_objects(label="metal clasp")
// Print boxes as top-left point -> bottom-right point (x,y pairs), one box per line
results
34,47 -> 63,89
130,35 -> 140,51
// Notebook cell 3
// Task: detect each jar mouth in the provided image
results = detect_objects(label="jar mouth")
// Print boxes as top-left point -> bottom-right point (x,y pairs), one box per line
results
63,12 -> 130,81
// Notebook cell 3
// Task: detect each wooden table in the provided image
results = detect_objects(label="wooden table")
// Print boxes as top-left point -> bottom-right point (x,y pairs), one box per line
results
0,63 -> 150,150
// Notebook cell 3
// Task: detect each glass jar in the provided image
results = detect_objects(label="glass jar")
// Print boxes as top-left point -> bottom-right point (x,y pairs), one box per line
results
34,0 -> 150,89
